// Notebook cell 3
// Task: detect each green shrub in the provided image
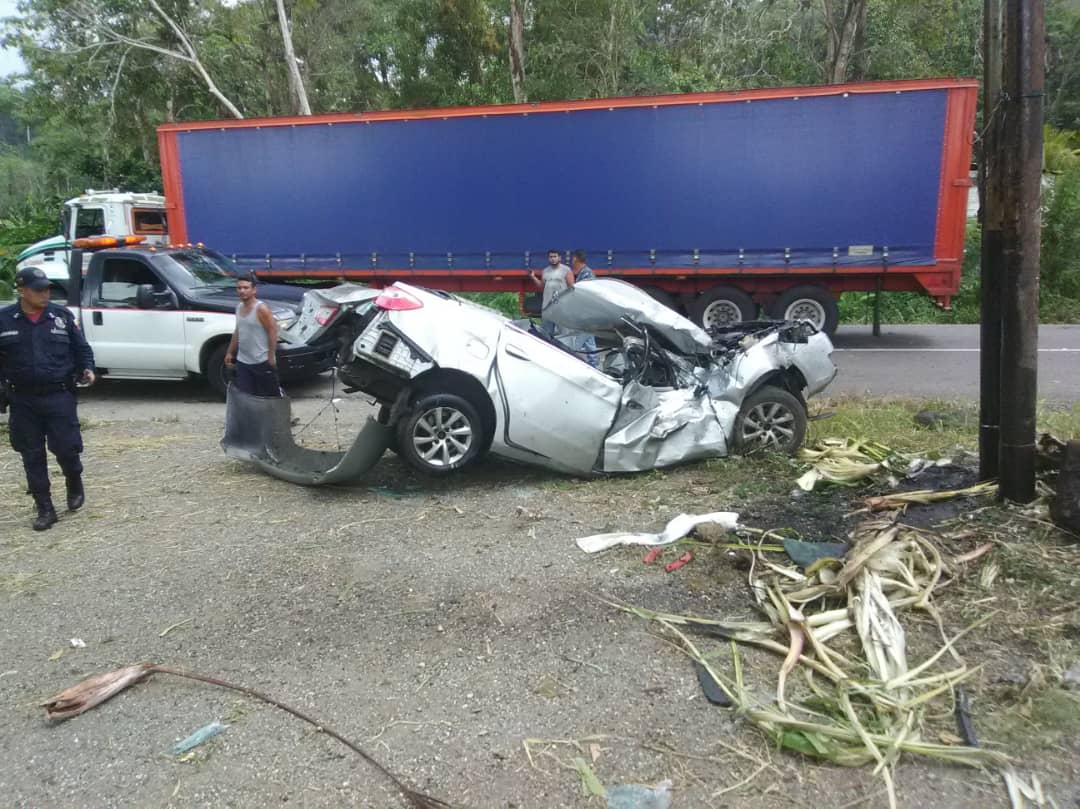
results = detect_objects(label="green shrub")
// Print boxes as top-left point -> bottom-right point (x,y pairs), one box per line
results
1043,165 -> 1080,300
0,194 -> 64,297
457,291 -> 522,318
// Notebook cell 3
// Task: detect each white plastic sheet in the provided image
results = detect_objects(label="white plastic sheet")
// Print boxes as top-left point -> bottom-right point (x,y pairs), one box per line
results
576,511 -> 740,554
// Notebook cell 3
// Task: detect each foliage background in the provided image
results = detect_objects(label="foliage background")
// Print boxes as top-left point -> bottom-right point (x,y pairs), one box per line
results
1,0 -> 1077,317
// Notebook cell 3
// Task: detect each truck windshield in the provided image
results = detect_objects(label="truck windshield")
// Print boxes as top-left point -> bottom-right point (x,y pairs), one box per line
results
153,249 -> 241,289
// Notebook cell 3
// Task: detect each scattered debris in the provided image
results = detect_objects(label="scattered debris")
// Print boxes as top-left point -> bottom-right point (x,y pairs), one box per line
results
781,538 -> 849,568
573,757 -> 606,798
694,661 -> 733,707
795,439 -> 901,491
576,512 -> 739,554
609,516 -> 1009,809
69,638 -> 86,648
42,663 -> 451,809
864,482 -> 998,512
954,688 -> 977,747
171,721 -> 228,756
159,618 -> 194,637
606,780 -> 673,809
1002,770 -> 1058,809
663,552 -> 693,573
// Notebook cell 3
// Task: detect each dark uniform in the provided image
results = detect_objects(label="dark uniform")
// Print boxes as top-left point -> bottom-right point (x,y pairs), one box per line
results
0,267 -> 95,529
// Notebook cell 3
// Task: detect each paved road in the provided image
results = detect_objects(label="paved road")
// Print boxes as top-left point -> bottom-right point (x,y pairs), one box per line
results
829,323 -> 1080,402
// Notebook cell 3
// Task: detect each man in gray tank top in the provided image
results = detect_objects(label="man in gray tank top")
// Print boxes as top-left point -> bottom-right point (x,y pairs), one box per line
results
528,249 -> 574,337
225,274 -> 281,396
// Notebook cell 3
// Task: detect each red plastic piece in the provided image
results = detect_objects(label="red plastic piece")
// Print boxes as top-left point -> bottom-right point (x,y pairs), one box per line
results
664,552 -> 693,573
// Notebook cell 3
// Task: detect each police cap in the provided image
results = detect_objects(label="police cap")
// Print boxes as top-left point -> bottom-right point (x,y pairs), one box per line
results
15,267 -> 51,290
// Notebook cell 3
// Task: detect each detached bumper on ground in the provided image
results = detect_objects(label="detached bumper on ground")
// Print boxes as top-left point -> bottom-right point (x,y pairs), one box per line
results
221,387 -> 390,485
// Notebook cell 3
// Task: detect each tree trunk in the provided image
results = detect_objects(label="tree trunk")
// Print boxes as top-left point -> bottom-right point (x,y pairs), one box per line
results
822,0 -> 867,84
274,0 -> 312,115
509,0 -> 527,103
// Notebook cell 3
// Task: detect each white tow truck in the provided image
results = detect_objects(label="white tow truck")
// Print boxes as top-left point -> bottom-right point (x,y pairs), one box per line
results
15,190 -> 168,299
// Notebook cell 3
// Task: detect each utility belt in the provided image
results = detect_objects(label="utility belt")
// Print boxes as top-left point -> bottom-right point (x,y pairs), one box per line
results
6,379 -> 75,396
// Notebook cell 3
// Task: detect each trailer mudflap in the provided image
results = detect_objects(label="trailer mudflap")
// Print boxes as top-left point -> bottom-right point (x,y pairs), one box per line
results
222,387 -> 390,485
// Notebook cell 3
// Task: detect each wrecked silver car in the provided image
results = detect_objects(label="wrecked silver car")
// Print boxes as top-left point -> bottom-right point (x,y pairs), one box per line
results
223,279 -> 836,482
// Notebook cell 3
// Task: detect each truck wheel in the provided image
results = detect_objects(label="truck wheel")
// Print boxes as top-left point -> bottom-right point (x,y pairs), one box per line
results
690,286 -> 757,330
397,393 -> 482,475
206,343 -> 230,400
733,386 -> 806,455
771,285 -> 839,334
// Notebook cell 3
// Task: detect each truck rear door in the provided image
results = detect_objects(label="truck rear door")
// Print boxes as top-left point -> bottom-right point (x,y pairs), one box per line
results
81,256 -> 187,376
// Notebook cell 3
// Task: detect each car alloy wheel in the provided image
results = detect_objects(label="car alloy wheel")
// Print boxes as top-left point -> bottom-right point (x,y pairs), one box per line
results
733,386 -> 807,455
398,393 -> 483,474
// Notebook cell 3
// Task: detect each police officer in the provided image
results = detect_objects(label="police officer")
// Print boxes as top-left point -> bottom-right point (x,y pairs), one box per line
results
0,266 -> 95,530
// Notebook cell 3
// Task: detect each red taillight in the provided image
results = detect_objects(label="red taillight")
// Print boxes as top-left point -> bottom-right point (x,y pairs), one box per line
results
375,287 -> 424,311
315,305 -> 339,326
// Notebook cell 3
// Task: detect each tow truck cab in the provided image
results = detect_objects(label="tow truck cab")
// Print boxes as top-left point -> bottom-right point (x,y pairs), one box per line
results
16,191 -> 169,297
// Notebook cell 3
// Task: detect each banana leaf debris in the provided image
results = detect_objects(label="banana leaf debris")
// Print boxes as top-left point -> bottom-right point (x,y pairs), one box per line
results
604,516 -> 1007,809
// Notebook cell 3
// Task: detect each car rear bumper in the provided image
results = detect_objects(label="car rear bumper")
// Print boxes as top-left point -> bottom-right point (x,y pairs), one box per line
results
276,342 -> 337,380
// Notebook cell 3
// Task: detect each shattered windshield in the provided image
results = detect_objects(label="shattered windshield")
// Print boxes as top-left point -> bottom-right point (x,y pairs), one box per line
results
153,249 -> 241,289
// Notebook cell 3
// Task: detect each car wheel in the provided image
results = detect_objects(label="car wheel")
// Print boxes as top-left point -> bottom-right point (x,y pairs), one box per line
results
689,286 -> 757,330
397,393 -> 483,475
770,285 -> 839,335
733,386 -> 807,455
206,343 -> 230,400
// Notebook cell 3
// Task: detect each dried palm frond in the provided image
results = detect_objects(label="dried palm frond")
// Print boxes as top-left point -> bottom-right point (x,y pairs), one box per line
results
865,481 -> 998,512
42,663 -> 155,721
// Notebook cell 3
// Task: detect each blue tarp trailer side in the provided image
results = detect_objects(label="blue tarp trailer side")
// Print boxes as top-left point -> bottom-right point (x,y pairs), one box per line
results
158,78 -> 977,332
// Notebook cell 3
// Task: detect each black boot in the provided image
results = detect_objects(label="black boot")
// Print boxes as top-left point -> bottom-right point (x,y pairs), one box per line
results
65,475 -> 85,511
32,494 -> 58,531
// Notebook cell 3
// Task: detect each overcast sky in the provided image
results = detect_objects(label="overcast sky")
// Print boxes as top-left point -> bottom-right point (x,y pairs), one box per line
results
1,0 -> 26,77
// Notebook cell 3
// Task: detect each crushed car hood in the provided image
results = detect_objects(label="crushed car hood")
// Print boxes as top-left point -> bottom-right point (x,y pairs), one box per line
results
543,278 -> 713,356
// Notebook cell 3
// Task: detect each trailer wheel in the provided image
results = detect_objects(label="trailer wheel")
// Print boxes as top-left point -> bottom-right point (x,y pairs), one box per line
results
733,386 -> 807,455
689,286 -> 757,330
771,285 -> 839,334
397,393 -> 482,475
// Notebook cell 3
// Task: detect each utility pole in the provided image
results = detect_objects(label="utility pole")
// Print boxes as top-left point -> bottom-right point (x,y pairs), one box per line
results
996,0 -> 1044,502
979,0 -> 1004,481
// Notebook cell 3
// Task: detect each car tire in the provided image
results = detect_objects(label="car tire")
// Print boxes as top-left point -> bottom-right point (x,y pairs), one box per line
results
689,286 -> 757,330
206,343 -> 230,400
733,386 -> 807,455
397,393 -> 483,475
770,285 -> 839,335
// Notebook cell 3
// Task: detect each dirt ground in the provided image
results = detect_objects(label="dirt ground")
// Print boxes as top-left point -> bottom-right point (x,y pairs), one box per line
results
1,378 -> 1077,808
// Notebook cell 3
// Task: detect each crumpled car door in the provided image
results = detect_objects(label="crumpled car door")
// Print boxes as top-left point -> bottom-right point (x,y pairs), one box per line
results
493,324 -> 622,475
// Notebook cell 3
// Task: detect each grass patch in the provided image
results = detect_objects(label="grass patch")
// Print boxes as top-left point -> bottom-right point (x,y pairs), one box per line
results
809,396 -> 1080,453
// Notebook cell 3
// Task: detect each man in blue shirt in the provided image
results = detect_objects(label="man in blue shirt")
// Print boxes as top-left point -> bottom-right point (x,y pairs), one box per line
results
0,267 -> 96,530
